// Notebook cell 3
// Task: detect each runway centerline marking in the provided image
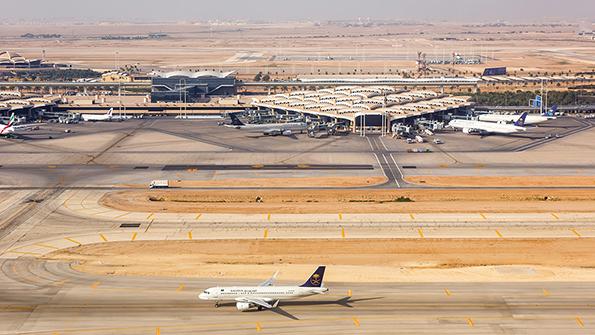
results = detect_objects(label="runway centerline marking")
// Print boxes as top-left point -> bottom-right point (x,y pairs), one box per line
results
188,231 -> 193,240
409,213 -> 415,220
466,318 -> 474,327
263,229 -> 268,239
379,136 -> 389,151
444,288 -> 452,297
90,281 -> 101,289
267,213 -> 271,221
341,227 -> 346,238
480,213 -> 487,220
113,212 -> 130,219
131,232 -> 137,241
176,284 -> 185,292
495,230 -> 503,238
348,289 -> 352,297
389,154 -> 404,188
256,322 -> 262,332
352,317 -> 361,327
571,228 -> 581,237
381,154 -> 399,188
418,228 -> 425,238
99,234 -> 108,242
65,237 -> 81,246
338,213 -> 343,220
195,213 -> 202,220
576,316 -> 585,328
156,327 -> 161,335
551,213 -> 560,220
543,288 -> 550,297
147,213 -> 155,220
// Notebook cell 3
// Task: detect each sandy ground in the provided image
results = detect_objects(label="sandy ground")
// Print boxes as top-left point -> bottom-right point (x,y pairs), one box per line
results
120,176 -> 387,188
100,189 -> 595,214
46,238 -> 595,282
1,22 -> 593,76
406,176 -> 595,187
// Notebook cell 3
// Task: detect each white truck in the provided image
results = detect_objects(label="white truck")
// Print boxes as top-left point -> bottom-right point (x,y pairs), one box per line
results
149,180 -> 169,189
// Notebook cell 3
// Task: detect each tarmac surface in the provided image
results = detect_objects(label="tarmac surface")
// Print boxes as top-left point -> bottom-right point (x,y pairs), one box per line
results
2,257 -> 594,334
0,117 -> 594,190
1,189 -> 595,334
1,117 -> 595,334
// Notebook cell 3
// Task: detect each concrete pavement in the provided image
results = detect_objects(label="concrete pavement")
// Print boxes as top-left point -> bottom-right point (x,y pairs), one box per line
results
1,258 -> 594,334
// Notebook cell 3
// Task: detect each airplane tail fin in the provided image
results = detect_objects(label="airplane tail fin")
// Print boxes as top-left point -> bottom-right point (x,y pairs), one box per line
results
229,113 -> 245,126
7,113 -> 15,127
514,112 -> 528,127
548,105 -> 558,116
300,266 -> 326,287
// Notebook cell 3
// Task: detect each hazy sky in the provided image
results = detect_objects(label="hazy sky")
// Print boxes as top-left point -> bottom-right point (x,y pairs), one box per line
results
2,0 -> 594,22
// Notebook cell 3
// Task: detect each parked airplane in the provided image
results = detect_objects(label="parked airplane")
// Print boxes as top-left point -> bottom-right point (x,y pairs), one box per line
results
478,106 -> 557,125
81,108 -> 115,122
1,113 -> 39,137
449,112 -> 528,135
227,113 -> 307,137
199,266 -> 328,312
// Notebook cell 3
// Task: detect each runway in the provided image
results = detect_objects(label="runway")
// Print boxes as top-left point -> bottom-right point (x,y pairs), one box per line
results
1,118 -> 595,191
0,258 -> 593,334
0,190 -> 594,334
0,118 -> 594,334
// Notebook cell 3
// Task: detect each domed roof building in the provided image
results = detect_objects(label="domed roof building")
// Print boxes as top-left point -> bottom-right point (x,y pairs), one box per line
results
0,51 -> 42,68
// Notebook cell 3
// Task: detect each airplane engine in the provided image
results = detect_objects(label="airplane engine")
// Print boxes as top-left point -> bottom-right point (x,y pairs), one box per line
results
236,302 -> 253,312
462,128 -> 471,134
282,130 -> 292,136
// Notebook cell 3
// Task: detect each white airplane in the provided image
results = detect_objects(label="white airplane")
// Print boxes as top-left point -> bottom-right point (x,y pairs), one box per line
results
226,113 -> 307,137
199,266 -> 328,312
1,113 -> 39,137
478,105 -> 559,125
478,111 -> 555,125
449,112 -> 528,135
81,108 -> 115,122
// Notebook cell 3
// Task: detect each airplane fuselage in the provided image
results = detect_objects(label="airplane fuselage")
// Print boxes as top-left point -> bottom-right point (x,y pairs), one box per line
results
449,119 -> 526,135
478,114 -> 554,125
82,115 -> 112,122
199,286 -> 328,302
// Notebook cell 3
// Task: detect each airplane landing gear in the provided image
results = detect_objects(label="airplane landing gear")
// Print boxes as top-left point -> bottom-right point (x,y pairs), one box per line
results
215,302 -> 220,308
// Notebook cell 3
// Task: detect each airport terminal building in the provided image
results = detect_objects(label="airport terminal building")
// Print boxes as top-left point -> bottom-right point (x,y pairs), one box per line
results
252,86 -> 473,134
151,71 -> 237,103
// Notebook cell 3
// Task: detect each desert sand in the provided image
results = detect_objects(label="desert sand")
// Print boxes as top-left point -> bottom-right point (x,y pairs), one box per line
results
47,238 -> 595,282
405,176 -> 595,187
100,188 -> 595,214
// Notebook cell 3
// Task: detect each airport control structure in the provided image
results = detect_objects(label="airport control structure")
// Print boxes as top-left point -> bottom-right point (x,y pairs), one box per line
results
151,71 -> 237,103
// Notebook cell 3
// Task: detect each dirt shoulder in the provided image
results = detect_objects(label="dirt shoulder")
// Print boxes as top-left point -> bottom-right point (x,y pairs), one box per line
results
46,238 -> 595,282
100,189 -> 595,214
405,176 -> 595,187
117,176 -> 387,189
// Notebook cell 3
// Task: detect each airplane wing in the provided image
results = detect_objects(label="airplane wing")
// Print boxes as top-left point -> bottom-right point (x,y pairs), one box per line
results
259,271 -> 279,287
235,297 -> 278,309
